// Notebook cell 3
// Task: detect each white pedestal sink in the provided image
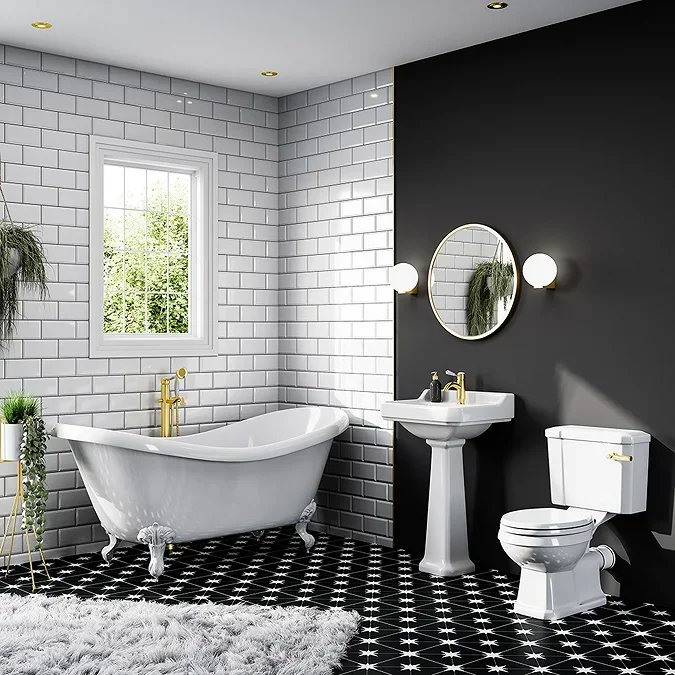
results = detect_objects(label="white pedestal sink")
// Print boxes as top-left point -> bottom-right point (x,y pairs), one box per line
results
382,389 -> 514,577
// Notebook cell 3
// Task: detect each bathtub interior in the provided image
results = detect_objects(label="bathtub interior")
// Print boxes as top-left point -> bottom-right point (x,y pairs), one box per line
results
54,406 -> 349,463
176,406 -> 348,449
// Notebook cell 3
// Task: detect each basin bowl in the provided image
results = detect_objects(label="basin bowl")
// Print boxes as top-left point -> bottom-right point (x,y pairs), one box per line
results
381,389 -> 514,442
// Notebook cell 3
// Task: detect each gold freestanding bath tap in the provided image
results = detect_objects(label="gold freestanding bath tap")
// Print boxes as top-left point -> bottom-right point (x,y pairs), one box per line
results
159,367 -> 187,437
443,370 -> 466,405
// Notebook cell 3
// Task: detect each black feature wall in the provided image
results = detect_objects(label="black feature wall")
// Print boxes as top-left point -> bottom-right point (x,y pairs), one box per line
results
394,0 -> 675,608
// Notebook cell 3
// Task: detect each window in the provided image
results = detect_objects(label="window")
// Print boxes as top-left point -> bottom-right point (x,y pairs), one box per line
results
90,137 -> 217,358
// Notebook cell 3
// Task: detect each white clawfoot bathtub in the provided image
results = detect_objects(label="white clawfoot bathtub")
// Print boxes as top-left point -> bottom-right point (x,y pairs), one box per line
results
54,406 -> 349,578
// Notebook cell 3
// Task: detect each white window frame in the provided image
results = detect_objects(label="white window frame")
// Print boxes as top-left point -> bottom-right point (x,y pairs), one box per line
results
89,136 -> 218,358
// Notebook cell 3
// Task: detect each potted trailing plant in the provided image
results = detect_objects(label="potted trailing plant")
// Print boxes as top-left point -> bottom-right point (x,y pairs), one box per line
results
0,220 -> 48,345
466,259 -> 514,336
0,392 -> 49,547
0,170 -> 49,346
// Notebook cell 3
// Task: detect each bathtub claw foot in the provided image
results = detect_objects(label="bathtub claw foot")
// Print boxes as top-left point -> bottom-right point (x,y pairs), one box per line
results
137,522 -> 175,579
252,530 -> 265,540
295,499 -> 317,551
101,531 -> 120,563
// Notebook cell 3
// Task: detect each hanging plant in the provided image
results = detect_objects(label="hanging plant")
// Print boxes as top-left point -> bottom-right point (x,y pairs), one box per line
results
0,164 -> 49,346
0,220 -> 48,345
466,260 -> 514,336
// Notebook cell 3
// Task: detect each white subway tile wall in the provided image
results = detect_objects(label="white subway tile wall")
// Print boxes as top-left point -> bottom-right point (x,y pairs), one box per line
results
278,72 -> 394,545
0,44 -> 280,564
0,42 -> 395,563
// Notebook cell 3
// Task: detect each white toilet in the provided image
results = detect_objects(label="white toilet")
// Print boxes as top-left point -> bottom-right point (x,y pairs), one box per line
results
498,425 -> 650,620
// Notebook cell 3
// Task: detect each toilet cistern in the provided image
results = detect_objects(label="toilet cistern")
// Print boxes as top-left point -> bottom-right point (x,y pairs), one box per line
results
443,370 -> 466,404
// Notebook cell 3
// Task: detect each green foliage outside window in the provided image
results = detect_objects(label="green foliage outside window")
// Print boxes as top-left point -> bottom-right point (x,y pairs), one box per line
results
103,168 -> 190,334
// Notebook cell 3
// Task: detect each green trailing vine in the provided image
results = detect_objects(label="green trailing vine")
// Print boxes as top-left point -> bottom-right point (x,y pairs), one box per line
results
466,260 -> 514,336
21,415 -> 49,549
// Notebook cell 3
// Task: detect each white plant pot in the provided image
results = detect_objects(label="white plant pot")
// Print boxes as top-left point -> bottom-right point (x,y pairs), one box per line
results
0,422 -> 22,462
1,248 -> 21,278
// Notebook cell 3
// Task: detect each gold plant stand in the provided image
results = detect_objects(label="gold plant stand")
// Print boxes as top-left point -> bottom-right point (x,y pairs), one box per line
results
0,461 -> 50,591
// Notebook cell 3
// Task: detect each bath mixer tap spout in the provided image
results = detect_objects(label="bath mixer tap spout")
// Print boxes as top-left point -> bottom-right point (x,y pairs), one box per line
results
158,368 -> 187,437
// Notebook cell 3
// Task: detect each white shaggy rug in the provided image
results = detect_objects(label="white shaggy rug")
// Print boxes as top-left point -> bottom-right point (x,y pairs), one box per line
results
0,593 -> 359,674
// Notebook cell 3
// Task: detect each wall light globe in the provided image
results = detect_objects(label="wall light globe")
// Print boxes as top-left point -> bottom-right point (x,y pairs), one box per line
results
390,263 -> 419,295
522,253 -> 557,289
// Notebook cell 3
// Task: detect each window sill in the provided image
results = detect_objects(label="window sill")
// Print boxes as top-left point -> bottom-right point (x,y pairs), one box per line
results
90,334 -> 218,359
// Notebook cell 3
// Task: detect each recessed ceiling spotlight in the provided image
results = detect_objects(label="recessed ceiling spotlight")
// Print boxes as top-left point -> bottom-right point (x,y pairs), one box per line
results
487,2 -> 508,8
31,21 -> 52,29
261,71 -> 278,77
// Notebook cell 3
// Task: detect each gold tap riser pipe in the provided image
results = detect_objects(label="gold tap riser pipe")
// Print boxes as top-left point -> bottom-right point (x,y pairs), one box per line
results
160,377 -> 172,438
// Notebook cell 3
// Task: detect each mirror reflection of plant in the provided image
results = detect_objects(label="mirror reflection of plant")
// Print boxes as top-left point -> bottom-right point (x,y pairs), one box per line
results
102,181 -> 189,334
466,260 -> 514,336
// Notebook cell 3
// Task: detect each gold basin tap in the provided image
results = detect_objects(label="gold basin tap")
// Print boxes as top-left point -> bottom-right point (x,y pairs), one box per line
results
158,367 -> 187,437
443,370 -> 466,405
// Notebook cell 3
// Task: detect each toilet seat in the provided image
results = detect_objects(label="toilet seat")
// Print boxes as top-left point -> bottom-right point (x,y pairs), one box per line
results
498,508 -> 594,548
500,508 -> 593,535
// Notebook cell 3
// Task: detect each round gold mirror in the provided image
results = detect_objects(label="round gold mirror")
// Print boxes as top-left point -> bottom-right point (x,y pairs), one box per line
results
428,224 -> 518,340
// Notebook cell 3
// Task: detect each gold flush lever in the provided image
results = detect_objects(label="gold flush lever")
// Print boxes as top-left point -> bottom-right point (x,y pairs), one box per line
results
607,452 -> 632,462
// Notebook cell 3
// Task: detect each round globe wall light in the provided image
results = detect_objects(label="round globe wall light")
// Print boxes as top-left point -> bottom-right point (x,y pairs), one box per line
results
522,253 -> 557,289
390,263 -> 419,295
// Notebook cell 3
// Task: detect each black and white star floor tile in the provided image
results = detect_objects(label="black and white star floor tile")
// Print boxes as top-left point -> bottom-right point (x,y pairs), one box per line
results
2,529 -> 675,674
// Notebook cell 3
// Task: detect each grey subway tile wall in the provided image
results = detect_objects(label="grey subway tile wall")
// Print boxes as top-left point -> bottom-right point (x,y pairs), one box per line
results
0,42 -> 394,563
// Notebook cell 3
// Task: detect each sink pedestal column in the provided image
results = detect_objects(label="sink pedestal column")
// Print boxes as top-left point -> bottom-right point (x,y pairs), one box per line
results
419,439 -> 475,577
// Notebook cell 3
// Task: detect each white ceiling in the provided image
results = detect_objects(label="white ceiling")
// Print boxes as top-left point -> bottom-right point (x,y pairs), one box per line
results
0,0 -> 640,97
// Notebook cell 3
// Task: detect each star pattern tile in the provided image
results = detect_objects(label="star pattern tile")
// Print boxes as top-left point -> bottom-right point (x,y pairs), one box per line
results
1,529 -> 674,674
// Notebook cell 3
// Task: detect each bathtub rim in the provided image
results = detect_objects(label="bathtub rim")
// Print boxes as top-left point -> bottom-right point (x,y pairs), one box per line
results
53,406 -> 349,463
